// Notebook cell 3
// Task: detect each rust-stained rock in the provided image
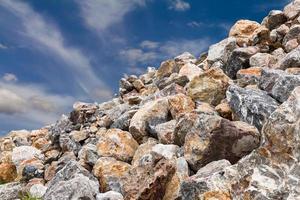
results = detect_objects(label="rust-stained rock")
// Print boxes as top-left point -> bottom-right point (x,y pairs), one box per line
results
96,129 -> 139,162
93,157 -> 131,192
168,94 -> 195,119
0,163 -> 17,183
187,68 -> 231,106
132,138 -> 158,166
156,59 -> 178,79
215,101 -> 233,120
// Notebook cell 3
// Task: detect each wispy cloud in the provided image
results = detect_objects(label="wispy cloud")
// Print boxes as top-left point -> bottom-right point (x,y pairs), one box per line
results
140,40 -> 160,49
2,73 -> 18,82
78,0 -> 148,32
0,43 -> 7,49
169,0 -> 191,12
0,0 -> 112,101
187,21 -> 232,32
120,38 -> 210,66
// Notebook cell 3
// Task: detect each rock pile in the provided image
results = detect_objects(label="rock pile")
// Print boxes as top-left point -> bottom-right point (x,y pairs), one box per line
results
1,1 -> 300,199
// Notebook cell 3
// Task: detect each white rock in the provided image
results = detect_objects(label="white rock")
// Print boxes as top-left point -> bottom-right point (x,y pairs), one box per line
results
12,146 -> 44,167
96,191 -> 124,200
30,184 -> 47,198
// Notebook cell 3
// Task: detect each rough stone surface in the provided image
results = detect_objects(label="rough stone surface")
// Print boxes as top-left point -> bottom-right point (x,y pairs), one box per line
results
227,85 -> 279,130
96,191 -> 124,200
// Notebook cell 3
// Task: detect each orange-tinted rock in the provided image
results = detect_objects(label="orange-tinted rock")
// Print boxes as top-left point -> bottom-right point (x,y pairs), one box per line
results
156,60 -> 178,79
131,138 -> 158,166
168,94 -> 195,119
203,191 -> 232,200
0,163 -> 17,183
215,102 -> 233,120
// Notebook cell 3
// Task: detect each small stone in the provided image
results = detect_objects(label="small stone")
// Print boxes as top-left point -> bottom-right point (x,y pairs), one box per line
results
187,68 -> 231,106
22,165 -> 44,181
283,25 -> 300,46
279,46 -> 300,70
229,20 -> 262,46
0,163 -> 17,183
132,79 -> 144,92
96,191 -> 124,200
111,110 -> 137,131
285,39 -> 299,52
96,128 -> 139,162
78,144 -> 99,166
93,157 -> 130,192
226,85 -> 279,130
155,120 -> 176,144
131,138 -> 158,166
30,184 -> 47,198
70,130 -> 88,142
215,101 -> 233,120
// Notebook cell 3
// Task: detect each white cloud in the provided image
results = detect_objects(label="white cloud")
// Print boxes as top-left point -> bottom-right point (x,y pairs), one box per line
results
120,38 -> 211,65
140,40 -> 160,49
187,21 -> 232,32
0,0 -> 113,101
187,21 -> 203,28
169,0 -> 190,12
0,43 -> 7,49
0,80 -> 75,127
78,0 -> 148,32
2,73 -> 18,82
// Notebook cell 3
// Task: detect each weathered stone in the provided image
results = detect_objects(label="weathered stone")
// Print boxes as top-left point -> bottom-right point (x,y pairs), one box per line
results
111,110 -> 137,131
279,46 -> 300,69
8,130 -> 31,147
93,157 -> 131,193
215,101 -> 233,120
151,144 -> 180,160
12,146 -> 44,169
168,94 -> 195,119
156,60 -> 178,79
96,129 -> 139,162
131,138 -> 158,166
207,37 -> 237,66
286,67 -> 300,75
229,20 -> 262,46
224,46 -> 259,79
120,156 -> 175,200
44,161 -> 99,200
96,191 -> 124,200
226,85 -> 279,130
283,25 -> 300,45
155,120 -> 176,144
259,68 -> 300,103
0,182 -> 25,200
285,38 -> 299,52
132,79 -> 144,92
29,184 -> 47,198
178,63 -> 203,80
78,144 -> 99,166
284,0 -> 300,20
59,133 -> 81,155
156,73 -> 189,90
262,10 -> 287,30
174,52 -> 197,68
249,53 -> 277,68
120,78 -> 133,92
184,114 -> 260,171
0,163 -> 17,183
236,67 -> 262,87
187,68 -> 231,106
70,130 -> 88,142
129,98 -> 170,142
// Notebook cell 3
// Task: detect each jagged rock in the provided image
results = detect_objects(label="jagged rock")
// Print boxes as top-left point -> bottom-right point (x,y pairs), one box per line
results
224,46 -> 259,79
129,98 -> 170,143
187,68 -> 231,106
279,46 -> 300,69
215,101 -> 233,120
163,157 -> 189,200
284,0 -> 300,20
29,184 -> 47,198
249,52 -> 277,68
156,60 -> 178,79
178,63 -> 203,80
78,144 -> 99,166
93,157 -> 130,193
12,146 -> 44,169
262,10 -> 287,30
96,129 -> 139,162
184,114 -> 260,171
283,25 -> 300,45
131,138 -> 158,166
44,161 -> 99,200
259,68 -> 300,103
0,163 -> 17,183
96,191 -> 124,200
229,20 -> 262,46
174,52 -> 197,68
168,94 -> 195,119
155,120 -> 176,144
0,182 -> 25,200
285,38 -> 299,52
236,67 -> 262,87
120,155 -> 175,200
286,67 -> 300,75
207,37 -> 237,66
226,85 -> 279,130
151,144 -> 180,160
69,130 -> 88,142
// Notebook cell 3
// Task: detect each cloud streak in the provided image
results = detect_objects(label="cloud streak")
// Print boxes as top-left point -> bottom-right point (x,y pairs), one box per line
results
169,0 -> 191,12
0,0 -> 112,101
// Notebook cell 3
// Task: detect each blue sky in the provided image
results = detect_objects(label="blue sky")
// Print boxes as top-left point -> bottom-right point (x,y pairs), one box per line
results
0,0 -> 290,134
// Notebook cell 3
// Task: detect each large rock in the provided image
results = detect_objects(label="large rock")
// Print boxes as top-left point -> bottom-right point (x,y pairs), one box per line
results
0,182 -> 25,200
156,60 -> 178,79
183,114 -> 260,171
155,120 -> 176,144
187,68 -> 231,106
93,157 -> 131,193
278,46 -> 300,69
131,138 -> 158,166
168,94 -> 195,119
226,85 -> 279,130
224,46 -> 259,79
259,68 -> 300,103
129,98 -> 170,143
229,20 -> 262,46
96,129 -> 139,162
249,52 -> 277,68
43,161 -> 99,200
262,10 -> 287,30
284,0 -> 300,20
207,37 -> 237,66
0,163 -> 17,183
178,63 -> 203,81
120,154 -> 175,200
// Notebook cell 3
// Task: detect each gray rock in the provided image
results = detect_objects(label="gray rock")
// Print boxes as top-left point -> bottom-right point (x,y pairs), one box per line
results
283,25 -> 300,45
78,144 -> 99,166
30,184 -> 47,198
226,85 -> 279,130
111,109 -> 137,131
0,182 -> 25,200
284,0 -> 300,20
262,10 -> 287,30
249,53 -> 277,68
207,37 -> 237,66
155,120 -> 176,144
279,46 -> 300,69
12,146 -> 44,168
44,161 -> 99,200
259,68 -> 300,103
224,46 -> 259,79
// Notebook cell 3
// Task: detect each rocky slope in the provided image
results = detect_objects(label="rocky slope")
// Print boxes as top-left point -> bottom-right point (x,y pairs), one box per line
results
1,1 -> 300,200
